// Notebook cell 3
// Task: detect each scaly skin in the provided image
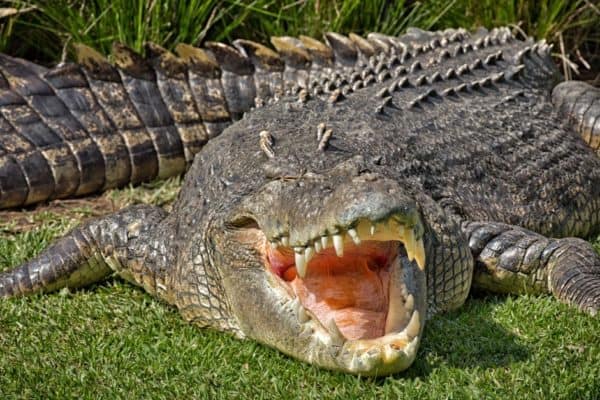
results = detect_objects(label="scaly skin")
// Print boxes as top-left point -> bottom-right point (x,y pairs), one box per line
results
1,27 -> 600,375
0,28 -> 468,208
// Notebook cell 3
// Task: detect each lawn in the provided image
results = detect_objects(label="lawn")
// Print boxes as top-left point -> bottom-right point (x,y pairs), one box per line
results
0,1 -> 599,399
0,180 -> 599,399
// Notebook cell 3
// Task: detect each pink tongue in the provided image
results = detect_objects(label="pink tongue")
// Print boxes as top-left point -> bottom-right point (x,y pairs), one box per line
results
289,257 -> 389,340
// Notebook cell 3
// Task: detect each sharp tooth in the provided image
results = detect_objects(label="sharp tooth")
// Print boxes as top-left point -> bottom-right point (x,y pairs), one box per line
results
269,241 -> 279,250
292,298 -> 309,323
326,318 -> 345,343
294,249 -> 307,278
405,294 -> 414,312
414,238 -> 426,271
321,236 -> 329,249
332,234 -> 344,257
385,257 -> 410,334
348,228 -> 360,245
405,310 -> 420,339
297,305 -> 309,323
404,228 -> 417,263
397,225 -> 407,241
304,246 -> 314,263
281,236 -> 289,246
370,224 -> 376,236
314,240 -> 322,253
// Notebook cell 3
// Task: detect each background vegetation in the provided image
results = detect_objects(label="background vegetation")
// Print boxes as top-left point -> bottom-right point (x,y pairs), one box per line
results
0,1 -> 599,399
0,0 -> 598,80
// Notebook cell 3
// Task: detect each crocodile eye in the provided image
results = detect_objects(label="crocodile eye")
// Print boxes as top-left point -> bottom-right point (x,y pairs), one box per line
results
227,215 -> 259,230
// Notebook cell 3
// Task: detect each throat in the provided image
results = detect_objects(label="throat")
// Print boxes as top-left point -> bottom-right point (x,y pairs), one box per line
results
290,258 -> 390,339
268,241 -> 397,340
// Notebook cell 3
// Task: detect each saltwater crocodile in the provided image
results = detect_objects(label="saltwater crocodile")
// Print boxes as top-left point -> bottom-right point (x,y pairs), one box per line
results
0,27 -> 599,375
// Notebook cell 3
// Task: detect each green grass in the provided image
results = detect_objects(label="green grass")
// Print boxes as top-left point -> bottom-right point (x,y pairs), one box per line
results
0,180 -> 599,399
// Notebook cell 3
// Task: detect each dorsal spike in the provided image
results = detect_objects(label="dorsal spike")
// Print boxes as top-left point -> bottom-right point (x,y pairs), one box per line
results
483,52 -> 498,65
297,89 -> 310,103
429,38 -> 441,49
324,32 -> 357,65
478,77 -> 493,88
413,74 -> 427,87
491,71 -> 506,83
376,87 -> 390,98
423,88 -> 441,100
349,33 -> 376,58
233,39 -> 284,72
73,42 -> 119,80
387,54 -> 402,68
377,70 -> 391,82
381,96 -> 394,107
112,42 -> 154,79
444,68 -> 458,80
456,64 -> 469,76
175,43 -> 220,78
299,35 -> 333,65
408,98 -> 423,109
365,33 -> 398,54
393,66 -> 408,77
400,51 -> 412,63
438,49 -> 452,61
427,72 -> 442,84
506,64 -> 525,80
203,41 -> 254,75
469,58 -> 483,71
352,80 -> 363,91
441,87 -> 458,97
144,42 -> 187,79
396,76 -> 410,88
409,61 -> 422,73
363,75 -> 376,86
328,88 -> 345,103
455,83 -> 468,92
270,36 -> 311,68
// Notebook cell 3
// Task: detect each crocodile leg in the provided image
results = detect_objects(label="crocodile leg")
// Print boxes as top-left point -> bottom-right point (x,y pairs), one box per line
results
0,205 -> 174,303
462,221 -> 600,315
552,81 -> 600,154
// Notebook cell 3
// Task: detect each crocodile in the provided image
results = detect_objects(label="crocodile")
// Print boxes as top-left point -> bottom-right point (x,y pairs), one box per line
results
1,26 -> 600,376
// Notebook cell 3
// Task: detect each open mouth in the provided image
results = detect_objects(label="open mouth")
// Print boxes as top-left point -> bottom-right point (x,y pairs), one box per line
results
263,216 -> 426,354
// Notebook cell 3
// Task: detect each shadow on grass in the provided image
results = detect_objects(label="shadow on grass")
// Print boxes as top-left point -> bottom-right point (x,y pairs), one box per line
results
402,295 -> 530,379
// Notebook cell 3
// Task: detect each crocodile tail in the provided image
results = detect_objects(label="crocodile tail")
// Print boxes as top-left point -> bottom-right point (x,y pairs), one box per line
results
0,28 -> 473,209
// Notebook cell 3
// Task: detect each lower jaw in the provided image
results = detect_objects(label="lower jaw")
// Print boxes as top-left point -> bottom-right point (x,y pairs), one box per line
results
276,255 -> 424,376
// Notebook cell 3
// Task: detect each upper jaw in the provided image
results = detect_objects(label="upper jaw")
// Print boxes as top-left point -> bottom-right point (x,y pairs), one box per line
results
268,216 -> 426,278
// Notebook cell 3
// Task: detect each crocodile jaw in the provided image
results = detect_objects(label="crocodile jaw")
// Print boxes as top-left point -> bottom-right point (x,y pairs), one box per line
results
228,215 -> 427,376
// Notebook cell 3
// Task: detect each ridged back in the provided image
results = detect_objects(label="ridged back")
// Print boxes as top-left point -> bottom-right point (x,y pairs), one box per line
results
0,27 -> 517,208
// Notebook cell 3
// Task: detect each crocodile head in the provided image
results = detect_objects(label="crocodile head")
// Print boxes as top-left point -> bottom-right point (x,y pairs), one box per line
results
195,154 -> 429,375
